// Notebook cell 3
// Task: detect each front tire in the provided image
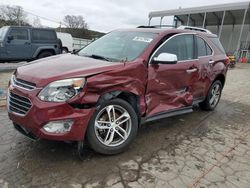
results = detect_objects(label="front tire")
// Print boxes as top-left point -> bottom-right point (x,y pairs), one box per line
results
200,80 -> 222,111
86,98 -> 138,155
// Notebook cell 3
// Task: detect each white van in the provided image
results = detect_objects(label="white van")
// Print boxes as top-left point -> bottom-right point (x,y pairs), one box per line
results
56,32 -> 74,53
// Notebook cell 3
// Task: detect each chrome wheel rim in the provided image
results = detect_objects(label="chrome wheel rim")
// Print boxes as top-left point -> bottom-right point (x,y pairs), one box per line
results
94,105 -> 132,147
209,84 -> 221,108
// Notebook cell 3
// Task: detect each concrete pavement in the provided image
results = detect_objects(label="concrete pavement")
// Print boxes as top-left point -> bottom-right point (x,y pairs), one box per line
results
0,64 -> 250,187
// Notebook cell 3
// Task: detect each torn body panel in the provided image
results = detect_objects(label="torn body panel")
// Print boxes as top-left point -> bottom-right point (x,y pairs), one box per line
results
79,59 -> 148,115
146,62 -> 196,117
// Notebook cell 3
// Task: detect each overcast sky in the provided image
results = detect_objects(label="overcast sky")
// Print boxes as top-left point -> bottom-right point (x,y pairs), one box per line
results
0,0 -> 249,32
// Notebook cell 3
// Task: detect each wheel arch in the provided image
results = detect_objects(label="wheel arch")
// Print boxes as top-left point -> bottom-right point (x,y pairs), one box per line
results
62,47 -> 69,52
214,74 -> 225,88
33,48 -> 56,58
97,91 -> 141,124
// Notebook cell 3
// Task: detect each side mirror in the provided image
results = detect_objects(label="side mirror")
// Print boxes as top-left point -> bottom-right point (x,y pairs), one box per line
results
152,53 -> 178,64
7,35 -> 14,42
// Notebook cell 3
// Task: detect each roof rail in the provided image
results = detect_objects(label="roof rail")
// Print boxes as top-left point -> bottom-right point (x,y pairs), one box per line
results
137,25 -> 176,29
178,26 -> 212,34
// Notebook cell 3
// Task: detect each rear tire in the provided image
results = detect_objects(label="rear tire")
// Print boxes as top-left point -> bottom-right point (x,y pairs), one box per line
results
62,47 -> 68,54
86,98 -> 138,155
200,80 -> 222,111
37,51 -> 53,59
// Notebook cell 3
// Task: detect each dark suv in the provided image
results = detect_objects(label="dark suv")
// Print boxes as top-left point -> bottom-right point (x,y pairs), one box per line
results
0,26 -> 60,61
7,26 -> 228,155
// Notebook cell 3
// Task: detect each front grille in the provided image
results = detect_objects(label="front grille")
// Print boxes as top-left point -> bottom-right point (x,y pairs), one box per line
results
12,76 -> 36,90
8,92 -> 32,116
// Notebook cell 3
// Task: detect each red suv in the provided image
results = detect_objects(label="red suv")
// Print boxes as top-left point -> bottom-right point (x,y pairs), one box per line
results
8,26 -> 228,155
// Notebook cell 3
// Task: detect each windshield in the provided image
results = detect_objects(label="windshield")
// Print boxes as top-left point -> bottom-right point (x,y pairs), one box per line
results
0,27 -> 8,40
78,31 -> 157,62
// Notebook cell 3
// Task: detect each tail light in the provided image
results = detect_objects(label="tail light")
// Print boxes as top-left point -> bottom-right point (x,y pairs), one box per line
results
225,57 -> 230,65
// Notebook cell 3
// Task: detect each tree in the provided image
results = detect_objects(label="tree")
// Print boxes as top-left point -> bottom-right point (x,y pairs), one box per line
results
32,16 -> 42,28
63,15 -> 88,29
0,5 -> 29,26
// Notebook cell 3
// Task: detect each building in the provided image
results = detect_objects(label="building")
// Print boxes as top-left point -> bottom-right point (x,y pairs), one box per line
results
148,1 -> 250,54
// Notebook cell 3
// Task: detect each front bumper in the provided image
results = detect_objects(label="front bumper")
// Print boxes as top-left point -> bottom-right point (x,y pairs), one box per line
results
8,87 -> 95,141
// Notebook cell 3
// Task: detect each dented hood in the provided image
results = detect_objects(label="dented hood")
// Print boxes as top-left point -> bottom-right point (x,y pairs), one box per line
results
16,54 -> 124,87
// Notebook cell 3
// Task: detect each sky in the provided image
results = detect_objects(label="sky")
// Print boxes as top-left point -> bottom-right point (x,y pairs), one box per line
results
0,0 -> 249,32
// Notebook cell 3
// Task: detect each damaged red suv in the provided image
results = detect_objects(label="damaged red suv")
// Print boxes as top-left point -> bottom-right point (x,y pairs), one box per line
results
8,26 -> 228,155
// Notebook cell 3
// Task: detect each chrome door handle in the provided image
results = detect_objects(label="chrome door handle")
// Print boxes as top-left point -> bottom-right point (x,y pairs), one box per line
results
209,60 -> 215,64
186,68 -> 198,73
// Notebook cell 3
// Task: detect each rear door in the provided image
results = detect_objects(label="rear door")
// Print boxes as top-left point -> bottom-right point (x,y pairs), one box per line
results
193,35 -> 214,98
5,28 -> 31,60
146,33 -> 200,117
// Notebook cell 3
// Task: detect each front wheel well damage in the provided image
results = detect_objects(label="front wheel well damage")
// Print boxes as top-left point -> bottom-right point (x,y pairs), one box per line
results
97,91 -> 141,124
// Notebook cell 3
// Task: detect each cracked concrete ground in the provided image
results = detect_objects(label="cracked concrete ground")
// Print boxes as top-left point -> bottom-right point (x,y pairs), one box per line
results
1,64 -> 250,188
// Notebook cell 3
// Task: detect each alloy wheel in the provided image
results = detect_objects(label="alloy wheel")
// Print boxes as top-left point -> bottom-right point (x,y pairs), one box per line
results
94,105 -> 132,147
209,83 -> 221,108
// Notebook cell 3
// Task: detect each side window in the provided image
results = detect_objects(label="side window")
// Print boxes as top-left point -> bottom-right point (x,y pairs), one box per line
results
197,36 -> 213,57
210,37 -> 225,54
32,29 -> 56,42
206,43 -> 212,55
9,29 -> 28,40
197,37 -> 207,57
154,34 -> 195,61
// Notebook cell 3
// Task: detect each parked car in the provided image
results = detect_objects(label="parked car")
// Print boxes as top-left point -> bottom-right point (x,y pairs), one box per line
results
0,26 -> 61,61
56,32 -> 74,53
8,26 -> 228,155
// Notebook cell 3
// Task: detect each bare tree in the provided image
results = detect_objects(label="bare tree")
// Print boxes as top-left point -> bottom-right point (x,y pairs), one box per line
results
0,5 -> 28,26
32,16 -> 42,28
63,15 -> 88,29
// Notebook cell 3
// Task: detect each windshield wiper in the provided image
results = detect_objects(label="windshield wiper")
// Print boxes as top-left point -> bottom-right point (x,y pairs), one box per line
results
85,54 -> 111,62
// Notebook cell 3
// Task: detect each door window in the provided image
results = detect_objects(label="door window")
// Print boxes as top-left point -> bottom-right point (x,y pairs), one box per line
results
197,36 -> 213,57
206,43 -> 212,55
197,37 -> 207,57
153,34 -> 195,61
9,28 -> 28,40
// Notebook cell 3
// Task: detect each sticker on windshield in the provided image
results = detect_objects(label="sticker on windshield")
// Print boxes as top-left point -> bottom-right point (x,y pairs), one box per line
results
133,37 -> 153,43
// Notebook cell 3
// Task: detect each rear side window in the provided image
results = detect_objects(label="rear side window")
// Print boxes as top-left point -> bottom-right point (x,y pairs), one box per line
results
206,43 -> 212,55
9,28 -> 28,40
197,37 -> 207,57
32,29 -> 56,43
210,37 -> 225,54
154,34 -> 195,61
197,37 -> 213,57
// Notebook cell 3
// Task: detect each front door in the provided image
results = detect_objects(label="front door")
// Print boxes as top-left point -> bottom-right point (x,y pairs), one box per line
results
5,28 -> 31,60
146,33 -> 200,117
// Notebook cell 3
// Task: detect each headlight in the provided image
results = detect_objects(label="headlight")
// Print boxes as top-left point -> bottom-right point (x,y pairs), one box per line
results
38,78 -> 86,102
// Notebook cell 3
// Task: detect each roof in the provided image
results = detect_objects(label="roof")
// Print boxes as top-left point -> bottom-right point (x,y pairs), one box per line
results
7,26 -> 55,30
115,28 -> 166,34
149,1 -> 250,26
116,28 -> 217,38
